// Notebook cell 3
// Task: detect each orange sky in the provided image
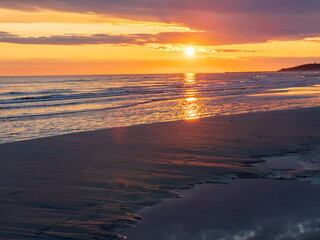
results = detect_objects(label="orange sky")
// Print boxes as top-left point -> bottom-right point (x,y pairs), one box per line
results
0,5 -> 320,75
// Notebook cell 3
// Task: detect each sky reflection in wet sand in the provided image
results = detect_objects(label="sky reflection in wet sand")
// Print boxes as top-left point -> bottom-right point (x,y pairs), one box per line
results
121,179 -> 320,240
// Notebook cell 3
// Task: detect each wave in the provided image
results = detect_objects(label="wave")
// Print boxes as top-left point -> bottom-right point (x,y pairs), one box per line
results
0,99 -> 159,121
0,89 -> 75,97
0,90 -> 171,106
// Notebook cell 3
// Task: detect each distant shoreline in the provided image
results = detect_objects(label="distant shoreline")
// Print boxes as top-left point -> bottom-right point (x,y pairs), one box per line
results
278,63 -> 320,72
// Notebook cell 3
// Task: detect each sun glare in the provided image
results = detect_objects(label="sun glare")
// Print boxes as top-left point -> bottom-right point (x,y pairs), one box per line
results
185,47 -> 195,56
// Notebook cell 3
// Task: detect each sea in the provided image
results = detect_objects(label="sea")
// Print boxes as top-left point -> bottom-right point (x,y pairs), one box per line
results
1,72 -> 320,144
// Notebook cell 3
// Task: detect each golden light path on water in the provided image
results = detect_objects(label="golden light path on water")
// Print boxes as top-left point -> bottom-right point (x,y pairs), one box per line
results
182,73 -> 202,120
181,74 -> 320,122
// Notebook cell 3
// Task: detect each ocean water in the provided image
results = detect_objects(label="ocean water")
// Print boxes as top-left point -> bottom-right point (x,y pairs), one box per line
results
1,72 -> 320,144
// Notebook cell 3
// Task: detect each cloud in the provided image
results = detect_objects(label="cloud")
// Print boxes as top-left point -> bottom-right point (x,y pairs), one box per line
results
215,49 -> 259,53
1,1 -> 320,45
0,31 -> 265,46
0,29 -> 318,48
0,31 -> 156,45
2,0 -> 320,15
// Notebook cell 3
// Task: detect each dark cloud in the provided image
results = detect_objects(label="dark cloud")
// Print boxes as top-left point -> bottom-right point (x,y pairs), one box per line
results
0,31 -> 261,46
1,1 -> 320,44
0,29 -> 318,47
0,31 -> 157,45
2,0 -> 320,15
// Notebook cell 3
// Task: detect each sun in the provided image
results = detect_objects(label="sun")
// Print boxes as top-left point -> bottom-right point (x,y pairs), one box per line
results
185,47 -> 195,56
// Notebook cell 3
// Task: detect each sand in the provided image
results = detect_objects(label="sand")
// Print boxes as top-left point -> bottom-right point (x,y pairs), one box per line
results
1,107 -> 320,239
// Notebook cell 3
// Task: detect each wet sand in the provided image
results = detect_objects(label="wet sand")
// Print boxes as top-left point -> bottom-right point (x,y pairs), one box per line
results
1,107 -> 320,239
120,178 -> 320,240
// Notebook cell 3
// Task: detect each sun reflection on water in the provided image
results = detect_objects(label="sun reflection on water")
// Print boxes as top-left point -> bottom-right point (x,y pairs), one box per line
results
184,73 -> 196,85
186,97 -> 197,102
182,73 -> 202,120
184,100 -> 201,120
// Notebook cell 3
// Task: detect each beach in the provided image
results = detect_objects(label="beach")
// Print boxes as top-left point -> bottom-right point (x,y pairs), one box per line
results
1,107 -> 320,239
1,1 -> 320,239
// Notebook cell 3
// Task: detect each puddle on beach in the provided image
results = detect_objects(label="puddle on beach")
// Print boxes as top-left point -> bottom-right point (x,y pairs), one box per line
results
259,155 -> 305,169
120,154 -> 320,240
120,178 -> 320,240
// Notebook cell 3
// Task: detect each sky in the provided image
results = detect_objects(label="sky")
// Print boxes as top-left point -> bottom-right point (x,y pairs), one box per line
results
1,0 -> 320,75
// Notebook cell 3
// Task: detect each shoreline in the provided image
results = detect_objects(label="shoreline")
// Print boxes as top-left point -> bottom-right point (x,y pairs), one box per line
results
1,105 -> 320,146
1,106 -> 320,239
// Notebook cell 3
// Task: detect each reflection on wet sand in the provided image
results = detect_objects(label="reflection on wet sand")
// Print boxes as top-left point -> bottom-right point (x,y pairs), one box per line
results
121,179 -> 320,240
251,84 -> 320,97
